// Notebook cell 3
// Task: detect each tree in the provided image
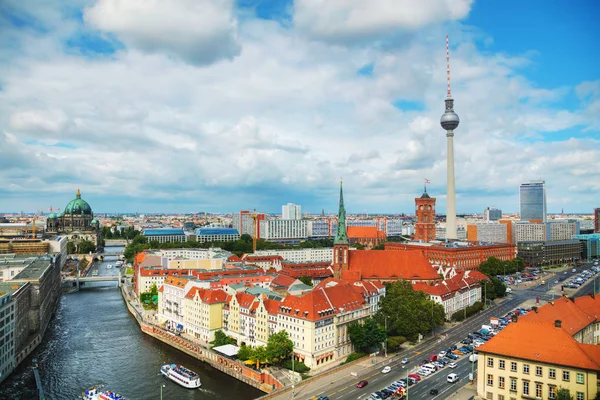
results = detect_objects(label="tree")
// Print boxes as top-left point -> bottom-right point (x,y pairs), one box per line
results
250,345 -> 268,368
67,241 -> 76,255
237,345 -> 253,361
78,240 -> 96,254
348,318 -> 386,352
372,243 -> 385,250
211,330 -> 237,348
266,330 -> 293,363
298,276 -> 313,287
375,281 -> 445,340
491,276 -> 507,298
557,388 -> 574,400
240,233 -> 253,243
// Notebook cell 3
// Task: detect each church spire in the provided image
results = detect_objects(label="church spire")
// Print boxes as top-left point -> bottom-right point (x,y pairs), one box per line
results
334,179 -> 348,244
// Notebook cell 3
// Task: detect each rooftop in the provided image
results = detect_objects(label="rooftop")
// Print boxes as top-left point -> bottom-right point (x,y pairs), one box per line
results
12,259 -> 53,281
477,320 -> 600,371
195,228 -> 239,235
142,228 -> 185,236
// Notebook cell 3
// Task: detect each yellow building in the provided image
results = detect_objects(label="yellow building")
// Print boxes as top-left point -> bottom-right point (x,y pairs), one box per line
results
183,287 -> 227,345
477,318 -> 600,400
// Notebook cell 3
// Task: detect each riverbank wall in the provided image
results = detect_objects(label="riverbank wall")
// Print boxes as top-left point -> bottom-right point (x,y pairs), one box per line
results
120,285 -> 282,394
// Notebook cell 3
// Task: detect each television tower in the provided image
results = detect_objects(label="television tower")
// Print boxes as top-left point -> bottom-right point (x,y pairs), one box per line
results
440,35 -> 460,239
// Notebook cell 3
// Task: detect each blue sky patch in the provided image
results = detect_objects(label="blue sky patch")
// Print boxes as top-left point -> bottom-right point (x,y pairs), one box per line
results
357,63 -> 374,77
392,100 -> 424,112
65,31 -> 122,56
236,0 -> 292,24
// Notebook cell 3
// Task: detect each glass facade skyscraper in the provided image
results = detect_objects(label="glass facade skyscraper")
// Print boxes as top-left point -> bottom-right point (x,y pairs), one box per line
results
520,180 -> 547,223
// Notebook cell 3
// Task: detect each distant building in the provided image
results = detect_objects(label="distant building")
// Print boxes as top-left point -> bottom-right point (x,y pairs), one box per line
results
193,227 -> 240,243
259,219 -> 308,244
466,222 -> 508,243
595,208 -> 600,233
517,240 -> 582,266
513,221 -> 546,243
0,292 -> 15,384
347,226 -> 386,249
436,225 -> 467,240
142,228 -> 186,243
483,207 -> 502,222
231,211 -> 265,238
253,248 -> 333,263
572,233 -> 600,260
546,221 -> 580,241
282,203 -> 302,220
520,180 -> 547,223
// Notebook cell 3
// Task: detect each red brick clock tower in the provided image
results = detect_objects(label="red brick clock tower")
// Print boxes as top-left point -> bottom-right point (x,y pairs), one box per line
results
414,188 -> 436,242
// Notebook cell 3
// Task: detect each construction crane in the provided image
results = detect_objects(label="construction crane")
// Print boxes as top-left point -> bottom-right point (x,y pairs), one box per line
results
28,216 -> 42,239
249,209 -> 259,253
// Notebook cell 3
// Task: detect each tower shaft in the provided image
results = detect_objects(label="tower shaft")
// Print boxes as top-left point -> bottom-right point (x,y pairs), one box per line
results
446,131 -> 457,239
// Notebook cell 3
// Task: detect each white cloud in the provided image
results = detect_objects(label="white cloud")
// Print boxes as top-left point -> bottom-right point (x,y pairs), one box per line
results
294,0 -> 473,43
83,0 -> 241,65
0,2 -> 598,214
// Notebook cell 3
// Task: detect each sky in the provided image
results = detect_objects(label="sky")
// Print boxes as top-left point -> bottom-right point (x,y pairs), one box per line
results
0,0 -> 599,215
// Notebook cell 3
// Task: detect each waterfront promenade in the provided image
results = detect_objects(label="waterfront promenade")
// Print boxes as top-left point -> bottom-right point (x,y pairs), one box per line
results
120,281 -> 283,394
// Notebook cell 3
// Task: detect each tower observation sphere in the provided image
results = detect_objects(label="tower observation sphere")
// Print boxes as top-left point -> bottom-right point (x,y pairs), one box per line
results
440,98 -> 460,131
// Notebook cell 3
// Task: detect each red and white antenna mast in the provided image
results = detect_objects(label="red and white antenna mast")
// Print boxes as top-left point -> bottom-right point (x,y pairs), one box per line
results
446,34 -> 452,98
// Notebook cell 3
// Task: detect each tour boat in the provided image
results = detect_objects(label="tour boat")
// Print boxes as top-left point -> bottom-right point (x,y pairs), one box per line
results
82,387 -> 127,400
161,363 -> 201,388
107,264 -> 112,269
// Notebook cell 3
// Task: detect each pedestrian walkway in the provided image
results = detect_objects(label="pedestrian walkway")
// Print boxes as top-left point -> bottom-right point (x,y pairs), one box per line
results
448,384 -> 477,400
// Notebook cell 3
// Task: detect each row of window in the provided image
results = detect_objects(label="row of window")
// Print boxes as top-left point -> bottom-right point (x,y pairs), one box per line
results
486,375 -> 586,399
487,357 -> 583,383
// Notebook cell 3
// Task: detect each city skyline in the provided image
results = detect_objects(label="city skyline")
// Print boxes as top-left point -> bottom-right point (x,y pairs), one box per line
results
1,0 -> 599,214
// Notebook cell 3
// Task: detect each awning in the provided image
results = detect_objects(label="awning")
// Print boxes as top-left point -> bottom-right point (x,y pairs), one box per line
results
176,324 -> 183,329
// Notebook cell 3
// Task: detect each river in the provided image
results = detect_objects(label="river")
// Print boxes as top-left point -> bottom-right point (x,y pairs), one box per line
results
0,246 -> 263,400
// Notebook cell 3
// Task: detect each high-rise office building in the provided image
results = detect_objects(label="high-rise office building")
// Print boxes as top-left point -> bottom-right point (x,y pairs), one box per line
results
483,207 -> 502,222
519,180 -> 547,223
282,203 -> 302,220
595,208 -> 600,233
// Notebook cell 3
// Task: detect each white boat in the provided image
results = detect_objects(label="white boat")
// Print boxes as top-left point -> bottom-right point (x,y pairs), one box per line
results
107,264 -> 112,269
161,363 -> 201,388
82,387 -> 127,400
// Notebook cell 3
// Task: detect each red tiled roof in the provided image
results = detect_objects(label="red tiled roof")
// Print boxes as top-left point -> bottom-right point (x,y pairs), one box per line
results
235,292 -> 257,309
280,267 -> 333,279
164,276 -> 189,288
271,274 -> 297,288
477,320 -> 600,371
227,254 -> 242,263
139,267 -> 192,277
243,255 -> 283,262
185,287 -> 227,304
282,261 -> 331,269
347,226 -> 386,239
263,298 -> 281,316
573,294 -> 600,318
520,296 -> 596,336
344,249 -> 439,281
280,279 -> 366,322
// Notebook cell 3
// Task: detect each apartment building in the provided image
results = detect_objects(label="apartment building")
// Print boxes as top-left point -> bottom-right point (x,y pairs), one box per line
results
513,222 -> 546,243
253,248 -> 333,263
182,287 -> 228,345
276,279 -> 373,372
259,219 -> 309,243
477,319 -> 600,400
412,270 -> 486,319
466,223 -> 508,244
159,276 -> 191,331
546,221 -> 580,241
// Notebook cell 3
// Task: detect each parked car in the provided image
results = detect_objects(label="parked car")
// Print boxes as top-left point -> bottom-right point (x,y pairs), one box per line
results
357,380 -> 368,388
382,366 -> 392,374
408,373 -> 421,381
446,353 -> 459,360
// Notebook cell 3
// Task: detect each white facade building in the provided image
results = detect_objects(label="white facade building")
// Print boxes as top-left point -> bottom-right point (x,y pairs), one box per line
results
472,222 -> 508,243
282,203 -> 302,220
514,222 -> 546,243
259,219 -> 309,241
436,225 -> 467,240
253,248 -> 333,263
546,221 -> 580,241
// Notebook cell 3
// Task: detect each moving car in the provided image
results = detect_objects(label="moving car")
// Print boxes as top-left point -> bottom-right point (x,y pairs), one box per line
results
357,380 -> 368,388
447,373 -> 460,383
382,366 -> 392,374
401,357 -> 409,364
448,362 -> 457,368
430,389 -> 439,395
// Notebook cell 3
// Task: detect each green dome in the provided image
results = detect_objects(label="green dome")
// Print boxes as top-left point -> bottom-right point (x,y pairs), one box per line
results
48,213 -> 56,219
57,212 -> 64,218
64,189 -> 93,216
91,219 -> 98,224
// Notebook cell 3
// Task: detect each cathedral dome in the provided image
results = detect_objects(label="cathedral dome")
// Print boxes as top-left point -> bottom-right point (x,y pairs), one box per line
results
64,189 -> 93,216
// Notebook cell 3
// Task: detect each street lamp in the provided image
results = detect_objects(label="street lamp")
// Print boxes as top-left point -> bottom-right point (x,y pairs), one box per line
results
160,384 -> 165,400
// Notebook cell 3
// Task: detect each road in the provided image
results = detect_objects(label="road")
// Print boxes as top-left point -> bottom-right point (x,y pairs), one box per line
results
312,262 -> 600,400
311,295 -> 524,400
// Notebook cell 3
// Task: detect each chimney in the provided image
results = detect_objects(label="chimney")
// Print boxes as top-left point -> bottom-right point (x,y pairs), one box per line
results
555,320 -> 562,328
511,314 -> 518,323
